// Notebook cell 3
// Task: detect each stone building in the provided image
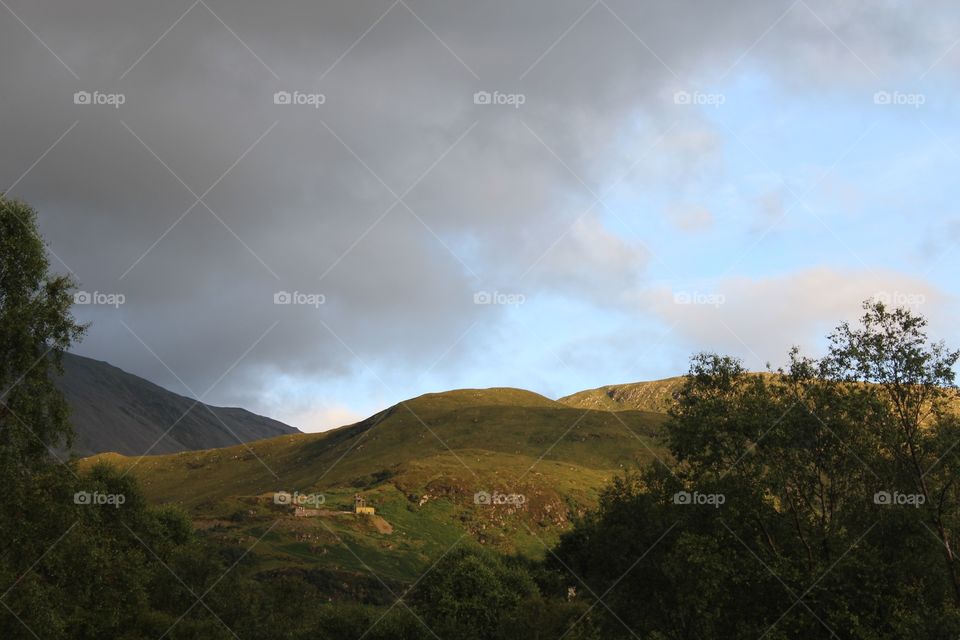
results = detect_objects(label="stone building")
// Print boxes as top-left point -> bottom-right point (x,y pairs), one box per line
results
354,493 -> 375,515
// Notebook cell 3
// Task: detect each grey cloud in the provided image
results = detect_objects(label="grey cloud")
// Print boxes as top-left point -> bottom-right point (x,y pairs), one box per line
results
1,0 -> 956,419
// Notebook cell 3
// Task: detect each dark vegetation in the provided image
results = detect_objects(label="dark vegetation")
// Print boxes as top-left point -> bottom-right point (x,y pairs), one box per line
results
3,194 -> 960,638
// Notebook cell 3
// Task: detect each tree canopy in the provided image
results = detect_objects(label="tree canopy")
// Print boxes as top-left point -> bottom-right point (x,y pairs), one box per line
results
555,300 -> 960,638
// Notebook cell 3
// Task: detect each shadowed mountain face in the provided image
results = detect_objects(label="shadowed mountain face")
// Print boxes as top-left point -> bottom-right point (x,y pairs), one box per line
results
56,352 -> 299,457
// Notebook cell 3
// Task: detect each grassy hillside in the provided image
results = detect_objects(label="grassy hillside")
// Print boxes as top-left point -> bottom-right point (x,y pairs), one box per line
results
560,373 -> 960,416
83,387 -> 669,587
558,377 -> 686,413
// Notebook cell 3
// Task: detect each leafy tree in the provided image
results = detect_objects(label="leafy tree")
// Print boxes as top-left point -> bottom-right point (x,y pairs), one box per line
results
554,300 -> 960,638
409,548 -> 538,640
822,301 -> 960,604
0,194 -> 85,473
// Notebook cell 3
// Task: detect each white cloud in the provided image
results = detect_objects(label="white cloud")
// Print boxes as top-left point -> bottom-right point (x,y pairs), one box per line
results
649,267 -> 952,369
667,203 -> 714,232
281,403 -> 367,433
529,215 -> 648,304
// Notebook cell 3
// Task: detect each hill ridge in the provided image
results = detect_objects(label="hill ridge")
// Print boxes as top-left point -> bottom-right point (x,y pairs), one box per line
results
57,352 -> 299,457
557,377 -> 686,413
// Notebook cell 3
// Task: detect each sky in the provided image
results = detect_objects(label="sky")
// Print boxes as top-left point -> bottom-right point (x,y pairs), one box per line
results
2,0 -> 959,432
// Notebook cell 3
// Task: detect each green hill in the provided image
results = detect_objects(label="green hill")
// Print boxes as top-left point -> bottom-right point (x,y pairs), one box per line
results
83,386 -> 669,587
558,373 -> 786,413
558,377 -> 686,413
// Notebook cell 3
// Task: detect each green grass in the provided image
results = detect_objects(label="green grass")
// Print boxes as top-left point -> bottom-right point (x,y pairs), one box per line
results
82,387 -> 672,584
557,377 -> 687,412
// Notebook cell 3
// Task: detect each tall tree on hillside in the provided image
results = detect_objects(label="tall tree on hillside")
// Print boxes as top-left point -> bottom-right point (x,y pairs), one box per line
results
554,300 -> 960,638
822,300 -> 960,604
0,195 -> 85,474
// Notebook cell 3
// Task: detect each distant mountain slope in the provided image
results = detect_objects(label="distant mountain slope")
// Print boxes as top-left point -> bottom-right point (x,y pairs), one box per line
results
557,377 -> 686,413
56,352 -> 299,457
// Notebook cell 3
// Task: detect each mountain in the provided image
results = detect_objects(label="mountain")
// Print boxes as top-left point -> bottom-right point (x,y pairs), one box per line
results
82,386 -> 669,587
557,377 -> 686,413
57,352 -> 299,457
557,373 -> 786,413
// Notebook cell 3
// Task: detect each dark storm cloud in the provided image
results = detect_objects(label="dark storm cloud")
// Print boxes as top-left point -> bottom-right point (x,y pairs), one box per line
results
0,0 -> 954,413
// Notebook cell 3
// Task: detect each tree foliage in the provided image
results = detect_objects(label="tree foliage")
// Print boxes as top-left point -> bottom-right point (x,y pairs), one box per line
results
554,300 -> 960,638
0,195 -> 85,473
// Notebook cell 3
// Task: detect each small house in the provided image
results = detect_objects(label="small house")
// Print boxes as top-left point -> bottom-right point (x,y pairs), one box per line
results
354,493 -> 375,515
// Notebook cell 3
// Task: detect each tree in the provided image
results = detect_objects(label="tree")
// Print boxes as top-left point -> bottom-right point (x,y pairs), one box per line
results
409,548 -> 539,640
554,300 -> 960,638
0,194 -> 85,474
822,300 -> 960,605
